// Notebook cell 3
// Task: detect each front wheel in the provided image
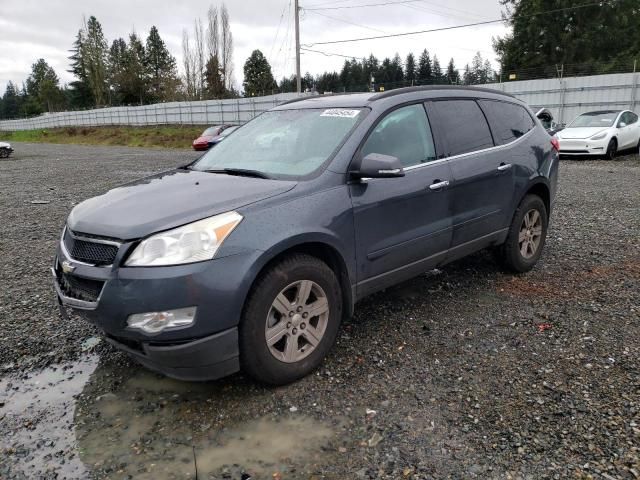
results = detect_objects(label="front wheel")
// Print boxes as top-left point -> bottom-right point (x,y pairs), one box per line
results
239,254 -> 342,385
497,194 -> 548,273
605,138 -> 617,160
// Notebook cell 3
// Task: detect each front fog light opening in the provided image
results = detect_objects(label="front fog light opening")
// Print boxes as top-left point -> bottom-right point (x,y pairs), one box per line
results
127,307 -> 197,334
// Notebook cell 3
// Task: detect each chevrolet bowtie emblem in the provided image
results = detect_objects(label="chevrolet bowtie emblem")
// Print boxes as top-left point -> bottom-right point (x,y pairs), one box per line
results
61,260 -> 76,274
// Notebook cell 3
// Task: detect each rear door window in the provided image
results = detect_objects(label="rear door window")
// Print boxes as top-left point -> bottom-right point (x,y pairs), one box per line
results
429,100 -> 494,157
479,100 -> 535,145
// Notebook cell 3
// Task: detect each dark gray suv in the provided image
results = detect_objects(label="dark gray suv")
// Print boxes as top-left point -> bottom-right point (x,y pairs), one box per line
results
54,86 -> 559,385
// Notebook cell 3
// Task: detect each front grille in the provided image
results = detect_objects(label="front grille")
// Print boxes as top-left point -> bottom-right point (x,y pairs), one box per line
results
63,229 -> 119,266
560,149 -> 590,154
55,263 -> 105,303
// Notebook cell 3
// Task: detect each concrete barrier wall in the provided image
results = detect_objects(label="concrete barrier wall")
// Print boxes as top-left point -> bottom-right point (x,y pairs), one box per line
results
0,92 -> 309,131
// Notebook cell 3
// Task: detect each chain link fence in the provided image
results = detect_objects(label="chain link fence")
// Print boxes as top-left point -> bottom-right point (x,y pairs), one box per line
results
0,93 -> 309,131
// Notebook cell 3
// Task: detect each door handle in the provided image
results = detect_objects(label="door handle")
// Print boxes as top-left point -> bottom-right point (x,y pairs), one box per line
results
429,180 -> 450,191
497,163 -> 512,171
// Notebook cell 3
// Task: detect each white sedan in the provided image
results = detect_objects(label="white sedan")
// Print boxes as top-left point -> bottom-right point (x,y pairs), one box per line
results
556,110 -> 640,159
0,141 -> 13,158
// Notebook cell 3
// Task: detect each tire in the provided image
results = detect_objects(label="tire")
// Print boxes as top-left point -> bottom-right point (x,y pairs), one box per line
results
239,254 -> 342,385
605,138 -> 617,160
0,148 -> 8,158
497,194 -> 548,273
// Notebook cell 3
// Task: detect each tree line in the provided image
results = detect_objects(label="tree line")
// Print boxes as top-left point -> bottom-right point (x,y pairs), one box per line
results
494,0 -> 638,78
244,49 -> 495,96
0,4 -> 238,120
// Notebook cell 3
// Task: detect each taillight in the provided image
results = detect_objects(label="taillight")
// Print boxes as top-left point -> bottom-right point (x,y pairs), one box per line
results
550,136 -> 560,152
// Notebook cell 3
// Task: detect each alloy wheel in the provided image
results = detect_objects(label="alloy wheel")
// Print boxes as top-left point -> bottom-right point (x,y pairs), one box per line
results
265,280 -> 330,363
518,209 -> 543,259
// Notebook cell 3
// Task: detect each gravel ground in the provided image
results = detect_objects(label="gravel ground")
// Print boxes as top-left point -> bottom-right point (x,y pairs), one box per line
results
0,142 -> 639,479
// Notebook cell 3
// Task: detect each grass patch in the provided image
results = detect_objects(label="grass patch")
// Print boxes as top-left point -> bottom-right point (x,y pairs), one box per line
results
2,125 -> 206,149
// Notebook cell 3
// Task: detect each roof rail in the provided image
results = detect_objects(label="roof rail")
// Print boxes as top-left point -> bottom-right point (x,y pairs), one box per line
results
278,95 -> 313,106
368,85 -> 517,101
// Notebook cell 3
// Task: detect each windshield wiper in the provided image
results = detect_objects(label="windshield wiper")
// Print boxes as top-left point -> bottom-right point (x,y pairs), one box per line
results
203,168 -> 271,179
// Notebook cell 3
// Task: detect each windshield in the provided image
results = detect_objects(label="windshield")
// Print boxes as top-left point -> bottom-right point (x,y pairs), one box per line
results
220,126 -> 239,137
192,108 -> 363,178
569,112 -> 619,128
202,127 -> 220,136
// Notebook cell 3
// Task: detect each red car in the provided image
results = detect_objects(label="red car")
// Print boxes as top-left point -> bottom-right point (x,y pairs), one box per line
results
192,125 -> 235,151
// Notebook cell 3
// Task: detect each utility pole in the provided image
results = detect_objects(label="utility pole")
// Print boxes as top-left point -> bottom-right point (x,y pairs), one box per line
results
295,0 -> 302,94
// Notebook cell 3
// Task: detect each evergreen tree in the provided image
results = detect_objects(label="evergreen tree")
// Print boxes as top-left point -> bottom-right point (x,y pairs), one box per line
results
83,16 -> 109,106
405,53 -> 417,85
358,55 -> 375,89
391,53 -> 404,83
25,59 -> 64,112
462,63 -> 474,85
483,59 -> 495,83
120,33 -> 147,105
145,26 -> 180,102
446,58 -> 459,84
205,55 -> 226,98
68,29 -> 93,107
0,82 -> 21,119
417,49 -> 432,84
243,50 -> 275,96
432,55 -> 442,84
302,72 -> 314,92
379,57 -> 393,86
108,38 -> 128,104
494,0 -> 638,76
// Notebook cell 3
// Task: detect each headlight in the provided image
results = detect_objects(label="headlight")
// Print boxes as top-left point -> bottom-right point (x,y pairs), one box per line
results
590,132 -> 607,140
125,211 -> 242,266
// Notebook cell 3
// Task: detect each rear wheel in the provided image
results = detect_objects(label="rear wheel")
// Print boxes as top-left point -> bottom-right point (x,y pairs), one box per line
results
605,138 -> 617,160
497,194 -> 548,273
239,254 -> 342,385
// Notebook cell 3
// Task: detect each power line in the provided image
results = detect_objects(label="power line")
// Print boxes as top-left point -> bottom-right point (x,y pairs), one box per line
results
300,47 -> 361,59
303,1 -> 610,46
306,9 -> 388,34
268,2 -> 289,66
304,0 -> 426,10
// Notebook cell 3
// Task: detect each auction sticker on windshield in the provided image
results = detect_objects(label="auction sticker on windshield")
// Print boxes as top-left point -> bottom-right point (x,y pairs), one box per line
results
320,109 -> 360,118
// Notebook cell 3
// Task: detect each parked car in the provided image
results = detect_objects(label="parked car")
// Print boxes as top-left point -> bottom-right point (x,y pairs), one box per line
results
207,125 -> 240,148
192,125 -> 235,151
556,110 -> 640,159
0,141 -> 13,158
53,86 -> 559,385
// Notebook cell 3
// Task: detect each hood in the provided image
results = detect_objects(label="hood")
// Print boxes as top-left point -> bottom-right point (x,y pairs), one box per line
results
557,127 -> 608,139
68,169 -> 297,239
0,141 -> 10,148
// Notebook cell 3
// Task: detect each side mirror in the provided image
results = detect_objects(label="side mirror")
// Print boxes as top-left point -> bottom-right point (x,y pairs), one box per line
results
352,153 -> 405,179
619,122 -> 627,128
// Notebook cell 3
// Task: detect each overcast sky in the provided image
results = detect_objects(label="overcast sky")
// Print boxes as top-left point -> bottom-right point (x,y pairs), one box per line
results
0,0 -> 509,93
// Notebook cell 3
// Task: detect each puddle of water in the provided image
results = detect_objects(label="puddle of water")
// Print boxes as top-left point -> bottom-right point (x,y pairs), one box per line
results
76,367 -> 333,478
0,355 -> 98,478
196,417 -> 332,472
1,356 -> 334,479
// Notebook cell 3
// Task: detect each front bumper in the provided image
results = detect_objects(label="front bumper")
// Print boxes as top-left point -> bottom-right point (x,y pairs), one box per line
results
558,137 -> 608,155
53,243 -> 261,381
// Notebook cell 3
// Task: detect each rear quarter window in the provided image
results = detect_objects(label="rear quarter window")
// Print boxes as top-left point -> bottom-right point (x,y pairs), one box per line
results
479,100 -> 535,145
